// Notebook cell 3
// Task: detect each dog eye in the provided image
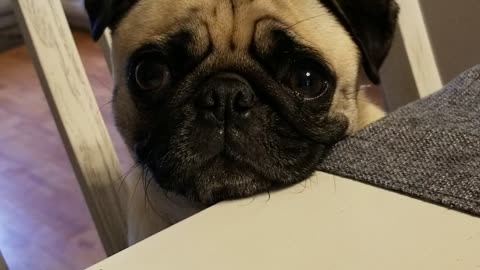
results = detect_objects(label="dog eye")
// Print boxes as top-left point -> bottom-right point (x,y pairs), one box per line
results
288,68 -> 330,99
134,59 -> 170,91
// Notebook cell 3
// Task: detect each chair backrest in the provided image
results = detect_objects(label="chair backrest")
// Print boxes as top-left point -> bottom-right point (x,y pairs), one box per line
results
12,0 -> 127,256
381,0 -> 443,111
7,0 -> 441,263
395,0 -> 443,97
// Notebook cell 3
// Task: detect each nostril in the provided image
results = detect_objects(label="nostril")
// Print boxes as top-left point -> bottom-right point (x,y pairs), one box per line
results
234,88 -> 256,112
197,87 -> 225,124
197,72 -> 256,124
197,87 -> 217,109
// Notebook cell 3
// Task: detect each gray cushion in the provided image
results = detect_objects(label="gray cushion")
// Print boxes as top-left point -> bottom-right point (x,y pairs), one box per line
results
320,65 -> 480,217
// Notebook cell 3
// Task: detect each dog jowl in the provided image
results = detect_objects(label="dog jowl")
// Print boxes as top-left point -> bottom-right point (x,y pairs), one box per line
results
85,0 -> 399,204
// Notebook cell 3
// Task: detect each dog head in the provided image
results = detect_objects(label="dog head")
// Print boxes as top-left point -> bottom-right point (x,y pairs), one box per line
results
85,0 -> 399,204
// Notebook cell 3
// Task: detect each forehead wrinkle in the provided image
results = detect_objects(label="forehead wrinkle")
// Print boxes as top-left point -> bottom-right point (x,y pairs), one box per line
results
202,0 -> 235,51
115,0 -> 359,81
115,0 -> 296,57
201,0 -> 285,52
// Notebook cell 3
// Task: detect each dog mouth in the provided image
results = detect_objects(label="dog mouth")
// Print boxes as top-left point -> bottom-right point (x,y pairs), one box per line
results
134,126 -> 330,205
134,129 -> 278,204
131,100 -> 345,204
206,126 -> 263,162
138,149 -> 278,204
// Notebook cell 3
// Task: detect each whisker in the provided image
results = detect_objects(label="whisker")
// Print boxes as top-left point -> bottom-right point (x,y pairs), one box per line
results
125,166 -> 145,213
265,190 -> 271,202
268,13 -> 326,50
286,14 -> 326,30
118,163 -> 141,189
100,99 -> 114,111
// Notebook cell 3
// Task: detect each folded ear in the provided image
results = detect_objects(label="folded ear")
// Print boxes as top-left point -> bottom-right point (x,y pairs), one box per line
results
84,0 -> 137,40
321,0 -> 399,84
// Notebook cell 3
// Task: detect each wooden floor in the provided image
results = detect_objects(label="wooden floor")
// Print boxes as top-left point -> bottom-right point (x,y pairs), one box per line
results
0,32 -> 132,270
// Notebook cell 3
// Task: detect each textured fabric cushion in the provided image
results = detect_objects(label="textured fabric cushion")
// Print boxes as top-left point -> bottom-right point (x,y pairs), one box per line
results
320,65 -> 480,217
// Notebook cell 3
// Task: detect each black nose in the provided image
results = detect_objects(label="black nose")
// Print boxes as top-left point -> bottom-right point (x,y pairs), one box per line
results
197,73 -> 256,123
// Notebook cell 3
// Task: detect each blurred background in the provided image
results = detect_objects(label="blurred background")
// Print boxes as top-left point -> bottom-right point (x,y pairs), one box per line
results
0,0 -> 89,51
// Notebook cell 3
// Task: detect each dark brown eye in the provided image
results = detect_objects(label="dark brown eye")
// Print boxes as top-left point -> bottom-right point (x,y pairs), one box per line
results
288,68 -> 330,99
135,59 -> 170,91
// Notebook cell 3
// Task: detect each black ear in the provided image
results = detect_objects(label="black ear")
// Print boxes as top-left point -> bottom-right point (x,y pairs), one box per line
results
320,0 -> 399,84
84,0 -> 137,41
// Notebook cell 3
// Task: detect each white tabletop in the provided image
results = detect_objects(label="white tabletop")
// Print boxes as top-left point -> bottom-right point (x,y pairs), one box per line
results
87,172 -> 480,270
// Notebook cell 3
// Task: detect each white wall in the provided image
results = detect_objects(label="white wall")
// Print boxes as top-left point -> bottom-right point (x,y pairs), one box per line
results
420,0 -> 480,81
61,0 -> 89,29
381,0 -> 480,111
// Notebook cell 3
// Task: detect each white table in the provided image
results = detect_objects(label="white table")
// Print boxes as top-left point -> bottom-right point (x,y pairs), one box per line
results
87,172 -> 480,270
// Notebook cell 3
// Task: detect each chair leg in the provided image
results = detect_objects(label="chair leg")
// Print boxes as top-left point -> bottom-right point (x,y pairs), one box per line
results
12,0 -> 128,255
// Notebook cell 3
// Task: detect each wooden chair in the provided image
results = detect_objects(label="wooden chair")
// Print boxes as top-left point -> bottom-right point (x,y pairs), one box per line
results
2,0 -> 444,268
396,0 -> 443,97
381,0 -> 444,111
11,0 -> 127,258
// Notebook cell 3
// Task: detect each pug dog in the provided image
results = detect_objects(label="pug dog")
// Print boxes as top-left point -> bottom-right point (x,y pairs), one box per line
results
85,0 -> 399,244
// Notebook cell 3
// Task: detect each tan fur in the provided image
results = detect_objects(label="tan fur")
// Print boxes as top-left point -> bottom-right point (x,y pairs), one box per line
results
110,0 -> 384,244
125,167 -> 204,244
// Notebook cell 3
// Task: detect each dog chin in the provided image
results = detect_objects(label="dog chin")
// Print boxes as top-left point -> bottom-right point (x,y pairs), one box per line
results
147,154 -> 273,205
146,140 -> 329,204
